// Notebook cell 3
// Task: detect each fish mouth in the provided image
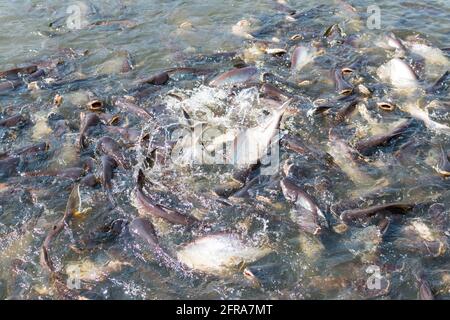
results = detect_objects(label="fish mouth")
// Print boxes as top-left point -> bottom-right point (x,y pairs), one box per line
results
107,115 -> 120,125
377,102 -> 396,111
87,100 -> 104,112
435,163 -> 450,176
339,88 -> 353,96
341,67 -> 354,75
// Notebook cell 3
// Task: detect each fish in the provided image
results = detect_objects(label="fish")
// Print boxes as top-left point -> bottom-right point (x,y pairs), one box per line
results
207,99 -> 290,167
434,145 -> 450,176
282,135 -> 333,163
376,32 -> 407,54
76,219 -> 128,250
327,131 -> 375,186
0,80 -> 23,93
354,119 -> 413,154
0,114 -> 27,127
426,71 -> 449,94
209,66 -> 259,87
65,259 -> 130,283
40,184 -> 81,272
333,99 -> 358,124
377,58 -> 419,89
0,157 -> 20,180
101,155 -> 118,205
176,233 -> 271,275
80,173 -> 99,187
27,69 -> 46,82
415,272 -> 434,300
96,136 -> 129,169
78,112 -> 100,148
23,167 -> 85,179
0,65 -> 38,78
332,68 -> 353,95
400,102 -> 450,134
102,153 -> 117,191
428,203 -> 448,235
340,203 -> 414,224
0,142 -> 48,160
243,263 -> 287,288
129,217 -> 187,273
260,83 -> 290,102
395,222 -> 447,257
291,46 -> 316,72
114,96 -> 154,120
135,170 -> 198,225
280,177 -> 328,235
140,72 -> 170,85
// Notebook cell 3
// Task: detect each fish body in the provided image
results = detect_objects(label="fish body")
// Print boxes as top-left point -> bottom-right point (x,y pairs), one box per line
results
281,177 -> 328,235
209,66 -> 259,87
377,58 -> 419,89
176,233 -> 271,274
291,46 -> 316,72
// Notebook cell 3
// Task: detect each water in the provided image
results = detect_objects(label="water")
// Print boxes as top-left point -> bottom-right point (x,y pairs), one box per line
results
1,0 -> 450,300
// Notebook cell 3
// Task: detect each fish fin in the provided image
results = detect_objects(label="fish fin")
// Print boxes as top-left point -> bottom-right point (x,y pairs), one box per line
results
65,184 -> 81,218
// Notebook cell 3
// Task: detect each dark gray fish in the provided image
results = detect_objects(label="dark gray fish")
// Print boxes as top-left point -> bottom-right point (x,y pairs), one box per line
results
427,71 -> 449,94
96,136 -> 129,169
243,262 -> 287,289
394,138 -> 421,165
140,71 -> 169,85
101,155 -> 118,206
129,217 -> 189,274
1,142 -> 48,160
260,83 -> 290,102
323,24 -> 342,38
332,68 -> 353,95
166,66 -> 215,77
23,167 -> 85,179
354,119 -> 413,154
40,184 -> 80,272
414,272 -> 434,300
114,97 -> 153,120
428,203 -> 449,234
135,170 -> 198,226
77,219 -> 128,250
209,66 -> 259,87
333,99 -> 358,124
129,217 -> 159,249
98,113 -> 120,126
90,19 -> 138,30
435,145 -> 450,177
0,114 -> 27,127
282,134 -> 332,163
80,173 -> 98,187
0,80 -> 22,93
280,177 -> 328,235
340,203 -> 414,224
0,65 -> 38,78
0,157 -> 20,179
213,181 -> 244,198
27,69 -> 46,82
291,45 -> 316,72
78,112 -> 100,148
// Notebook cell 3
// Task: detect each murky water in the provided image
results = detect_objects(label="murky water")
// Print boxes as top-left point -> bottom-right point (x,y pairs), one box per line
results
1,0 -> 450,300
